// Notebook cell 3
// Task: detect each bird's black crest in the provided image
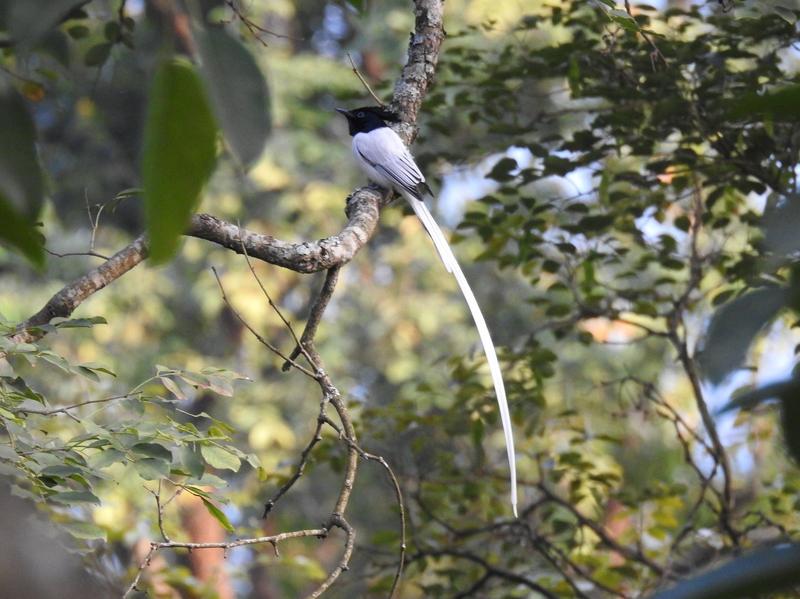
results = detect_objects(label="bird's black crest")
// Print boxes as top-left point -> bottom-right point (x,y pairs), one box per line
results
355,106 -> 401,122
336,105 -> 402,135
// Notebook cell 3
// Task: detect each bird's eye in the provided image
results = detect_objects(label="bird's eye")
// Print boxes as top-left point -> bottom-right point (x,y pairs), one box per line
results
356,111 -> 365,118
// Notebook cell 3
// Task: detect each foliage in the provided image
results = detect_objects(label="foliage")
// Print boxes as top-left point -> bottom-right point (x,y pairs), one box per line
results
0,316 -> 253,540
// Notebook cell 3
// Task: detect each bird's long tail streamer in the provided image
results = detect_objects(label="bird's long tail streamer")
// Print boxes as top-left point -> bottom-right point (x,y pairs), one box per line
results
408,196 -> 518,517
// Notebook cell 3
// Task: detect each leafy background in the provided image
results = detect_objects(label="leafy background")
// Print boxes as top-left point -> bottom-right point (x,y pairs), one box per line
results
2,0 -> 800,597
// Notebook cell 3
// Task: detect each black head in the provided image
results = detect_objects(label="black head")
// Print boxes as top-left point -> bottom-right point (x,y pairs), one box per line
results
336,106 -> 400,136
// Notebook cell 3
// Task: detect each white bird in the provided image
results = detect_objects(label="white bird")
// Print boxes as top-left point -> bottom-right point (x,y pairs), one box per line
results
337,106 -> 518,517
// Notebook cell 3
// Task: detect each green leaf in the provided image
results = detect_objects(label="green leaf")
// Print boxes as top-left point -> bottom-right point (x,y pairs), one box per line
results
88,448 -> 125,469
131,442 -> 172,462
67,25 -> 90,39
200,444 -> 241,471
84,42 -> 112,67
51,316 -> 107,329
730,85 -> 800,121
717,379 -> 799,415
142,59 -> 218,264
160,376 -> 186,400
134,457 -> 171,480
182,484 -> 213,500
50,490 -> 100,505
487,158 -> 518,182
201,497 -> 234,532
651,543 -> 800,599
0,197 -> 43,266
60,521 -> 107,541
773,5 -> 797,24
178,445 -> 205,479
608,9 -> 639,32
39,464 -> 85,477
698,287 -> 787,384
196,26 -> 271,168
8,0 -> 86,47
0,82 -> 44,267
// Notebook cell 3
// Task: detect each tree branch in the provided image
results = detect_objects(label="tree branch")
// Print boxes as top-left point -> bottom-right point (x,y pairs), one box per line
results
7,0 -> 445,353
282,266 -> 340,371
8,235 -> 148,347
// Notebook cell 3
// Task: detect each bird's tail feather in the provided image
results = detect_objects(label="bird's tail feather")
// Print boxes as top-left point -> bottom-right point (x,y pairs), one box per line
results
407,195 -> 518,517
409,199 -> 455,274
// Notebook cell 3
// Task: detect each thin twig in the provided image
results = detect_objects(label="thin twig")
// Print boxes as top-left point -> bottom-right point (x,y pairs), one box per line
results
223,0 -> 299,45
263,409 -> 327,518
15,393 -> 136,416
150,480 -> 171,542
409,548 -> 560,598
666,185 -> 739,547
282,267 -> 340,371
211,267 -> 318,379
122,528 -> 328,598
307,515 -> 355,599
44,248 -> 110,260
346,51 -> 386,106
239,234 -> 318,372
536,483 -> 667,577
623,0 -> 665,68
360,450 -> 406,599
326,425 -> 407,599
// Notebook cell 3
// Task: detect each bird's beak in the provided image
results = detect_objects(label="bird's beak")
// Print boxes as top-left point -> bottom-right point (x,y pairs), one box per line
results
335,107 -> 352,118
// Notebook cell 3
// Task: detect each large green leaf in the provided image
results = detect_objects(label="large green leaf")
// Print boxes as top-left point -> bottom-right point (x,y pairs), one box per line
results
730,85 -> 800,121
697,287 -> 787,384
196,26 -> 271,168
200,444 -> 241,472
60,521 -> 107,541
651,543 -> 800,599
142,59 -> 218,264
201,497 -> 234,532
0,81 -> 43,266
8,0 -> 85,47
0,195 -> 43,267
0,83 -> 43,219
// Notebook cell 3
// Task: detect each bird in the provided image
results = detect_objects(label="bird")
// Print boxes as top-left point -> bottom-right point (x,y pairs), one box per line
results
336,105 -> 518,517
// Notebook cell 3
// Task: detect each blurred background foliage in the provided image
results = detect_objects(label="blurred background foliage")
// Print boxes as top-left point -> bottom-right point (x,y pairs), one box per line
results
2,0 -> 800,597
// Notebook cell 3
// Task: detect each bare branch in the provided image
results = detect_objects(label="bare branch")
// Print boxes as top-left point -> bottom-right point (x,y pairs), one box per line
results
211,267 -> 318,379
223,0 -> 298,44
44,248 -> 110,260
536,483 -> 667,577
123,528 -> 328,598
307,515 -> 355,599
411,548 -> 560,598
283,266 -> 340,371
263,409 -> 327,518
238,236 -> 318,372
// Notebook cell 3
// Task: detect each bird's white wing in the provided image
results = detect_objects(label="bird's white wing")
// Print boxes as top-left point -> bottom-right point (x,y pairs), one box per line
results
353,129 -> 455,272
353,128 -> 425,195
354,127 -> 518,516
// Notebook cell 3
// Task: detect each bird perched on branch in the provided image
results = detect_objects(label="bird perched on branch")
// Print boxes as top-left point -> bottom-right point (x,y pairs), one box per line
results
336,105 -> 518,516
